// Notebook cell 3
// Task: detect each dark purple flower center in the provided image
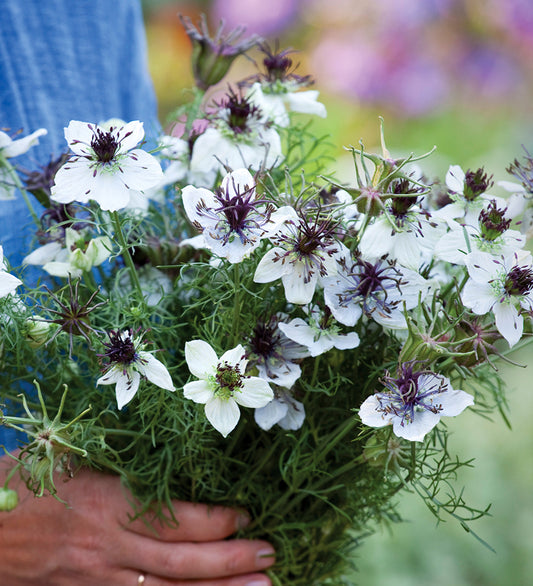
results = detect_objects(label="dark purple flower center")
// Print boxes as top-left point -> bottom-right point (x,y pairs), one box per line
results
507,147 -> 533,193
463,167 -> 493,201
478,200 -> 510,241
294,215 -> 338,257
91,129 -> 119,163
354,258 -> 403,299
504,265 -> 533,296
248,321 -> 280,359
223,92 -> 261,135
102,330 -> 138,365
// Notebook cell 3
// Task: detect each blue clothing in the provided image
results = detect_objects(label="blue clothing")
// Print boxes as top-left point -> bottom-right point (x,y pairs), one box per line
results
0,0 -> 160,450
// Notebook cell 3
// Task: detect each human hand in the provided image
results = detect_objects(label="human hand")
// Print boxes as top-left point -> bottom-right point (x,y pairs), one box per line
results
0,462 -> 274,586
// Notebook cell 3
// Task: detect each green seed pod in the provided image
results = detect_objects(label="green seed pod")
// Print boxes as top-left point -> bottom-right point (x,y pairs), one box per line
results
0,487 -> 18,511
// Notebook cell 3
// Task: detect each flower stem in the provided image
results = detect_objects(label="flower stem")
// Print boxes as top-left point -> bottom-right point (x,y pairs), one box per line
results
231,263 -> 241,346
110,211 -> 146,306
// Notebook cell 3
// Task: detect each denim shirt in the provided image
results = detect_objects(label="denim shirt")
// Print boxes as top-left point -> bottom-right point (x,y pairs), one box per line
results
0,0 -> 160,450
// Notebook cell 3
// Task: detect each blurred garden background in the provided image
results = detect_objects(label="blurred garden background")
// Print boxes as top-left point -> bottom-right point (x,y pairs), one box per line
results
142,0 -> 533,583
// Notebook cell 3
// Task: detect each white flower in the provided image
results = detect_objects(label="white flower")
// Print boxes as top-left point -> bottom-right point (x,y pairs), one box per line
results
254,212 -> 345,305
278,305 -> 360,357
434,164 -> 503,225
461,250 -> 533,347
323,254 -> 429,329
51,120 -> 163,211
189,92 -> 283,178
23,228 -> 112,278
97,329 -> 175,410
0,128 -> 47,158
247,82 -> 326,128
0,246 -> 22,297
359,365 -> 474,442
255,390 -> 305,431
182,168 -> 294,263
435,201 -> 526,265
183,340 -> 274,437
246,315 -> 310,388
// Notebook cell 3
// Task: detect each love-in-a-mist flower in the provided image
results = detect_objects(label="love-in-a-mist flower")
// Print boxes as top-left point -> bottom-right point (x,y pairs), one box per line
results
359,363 -> 474,442
461,250 -> 533,347
254,211 -> 344,304
324,254 -> 429,329
23,227 -> 112,278
0,246 -> 22,297
182,168 -> 294,263
436,200 -> 526,265
246,315 -> 309,388
183,340 -> 274,437
278,305 -> 360,357
190,91 -> 283,177
0,127 -> 47,158
244,43 -> 327,127
358,180 -> 444,270
51,120 -> 163,211
97,329 -> 175,410
435,165 -> 498,225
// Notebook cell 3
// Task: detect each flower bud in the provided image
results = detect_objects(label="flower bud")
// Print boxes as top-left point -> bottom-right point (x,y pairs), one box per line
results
24,318 -> 50,348
0,487 -> 18,511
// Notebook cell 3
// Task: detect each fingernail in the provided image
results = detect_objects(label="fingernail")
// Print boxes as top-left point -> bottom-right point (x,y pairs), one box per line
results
246,580 -> 270,586
256,546 -> 276,569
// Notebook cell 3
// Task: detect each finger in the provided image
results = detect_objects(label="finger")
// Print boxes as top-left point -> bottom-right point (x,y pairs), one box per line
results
122,501 -> 250,542
119,538 -> 275,580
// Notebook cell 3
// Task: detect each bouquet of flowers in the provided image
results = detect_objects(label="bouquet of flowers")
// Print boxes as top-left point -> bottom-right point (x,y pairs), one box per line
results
1,16 -> 532,585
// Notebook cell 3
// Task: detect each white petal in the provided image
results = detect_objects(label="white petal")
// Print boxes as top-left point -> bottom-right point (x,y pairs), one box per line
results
115,370 -> 141,410
235,377 -> 274,408
1,128 -> 47,158
254,399 -> 287,430
393,410 -> 441,442
219,344 -> 247,370
494,301 -> 523,347
278,402 -> 305,430
461,280 -> 496,315
253,247 -> 288,283
286,90 -> 327,118
23,241 -> 65,266
445,165 -> 465,193
138,353 -> 175,391
183,380 -> 214,404
281,269 -> 317,305
64,121 -> 97,155
359,395 -> 391,428
332,331 -> 360,351
119,149 -> 164,191
205,397 -> 240,437
42,261 -> 82,278
181,185 -> 218,226
115,120 -> 145,152
96,366 -> 122,386
437,389 -> 474,417
221,168 -> 255,196
0,271 -> 22,297
185,340 -> 219,378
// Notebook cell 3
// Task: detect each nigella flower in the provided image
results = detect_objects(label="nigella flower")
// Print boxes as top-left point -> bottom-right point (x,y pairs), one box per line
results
323,254 -> 429,329
51,120 -> 163,211
244,43 -> 327,127
461,250 -> 533,347
0,246 -> 22,297
182,168 -> 294,263
189,90 -> 283,178
436,200 -> 526,265
359,363 -> 474,442
97,329 -> 175,410
278,305 -> 360,357
358,179 -> 444,270
254,211 -> 345,305
246,315 -> 309,388
435,165 -> 500,225
183,340 -> 274,437
0,127 -> 47,158
180,14 -> 260,90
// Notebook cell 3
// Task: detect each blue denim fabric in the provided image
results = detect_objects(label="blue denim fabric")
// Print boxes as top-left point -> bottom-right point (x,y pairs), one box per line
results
0,0 -> 160,447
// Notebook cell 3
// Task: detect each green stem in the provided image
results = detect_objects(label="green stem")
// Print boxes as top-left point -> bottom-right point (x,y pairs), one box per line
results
110,211 -> 146,306
231,263 -> 241,346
